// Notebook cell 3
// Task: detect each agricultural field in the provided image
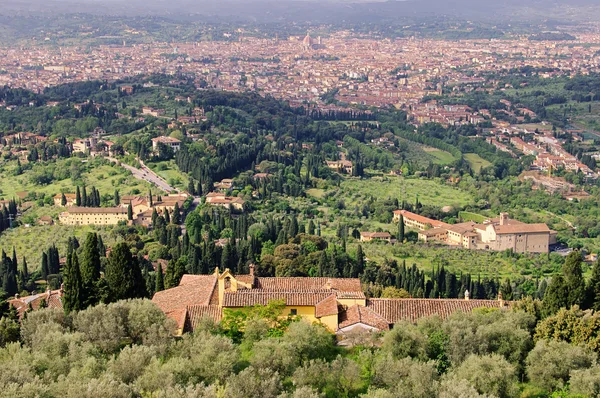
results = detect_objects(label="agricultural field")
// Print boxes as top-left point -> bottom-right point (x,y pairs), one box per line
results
340,176 -> 474,208
0,224 -> 118,272
464,153 -> 492,173
421,147 -> 457,165
0,157 -> 155,202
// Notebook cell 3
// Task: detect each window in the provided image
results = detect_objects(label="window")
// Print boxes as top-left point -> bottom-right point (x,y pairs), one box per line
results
290,309 -> 297,316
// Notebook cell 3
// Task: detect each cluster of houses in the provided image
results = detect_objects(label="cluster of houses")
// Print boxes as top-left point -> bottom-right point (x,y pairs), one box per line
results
57,193 -> 188,226
394,210 -> 556,254
151,268 -> 510,337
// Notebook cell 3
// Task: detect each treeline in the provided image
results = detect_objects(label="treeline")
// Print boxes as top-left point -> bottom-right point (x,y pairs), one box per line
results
73,185 -> 102,207
308,109 -> 377,121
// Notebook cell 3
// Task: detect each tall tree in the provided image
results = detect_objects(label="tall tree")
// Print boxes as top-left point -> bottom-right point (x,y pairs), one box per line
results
105,242 -> 146,301
587,259 -> 600,310
543,274 -> 569,316
172,202 -> 181,224
80,233 -> 101,307
563,251 -> 586,308
75,186 -> 81,206
62,252 -> 83,313
155,263 -> 165,292
398,214 -> 405,243
82,186 -> 88,207
41,253 -> 49,280
127,203 -> 133,221
114,189 -> 120,206
61,193 -> 67,206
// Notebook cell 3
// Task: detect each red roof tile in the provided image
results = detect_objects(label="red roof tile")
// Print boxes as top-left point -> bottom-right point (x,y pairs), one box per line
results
152,275 -> 217,315
315,294 -> 339,318
338,304 -> 390,331
184,305 -> 223,332
254,277 -> 362,292
367,298 -> 507,324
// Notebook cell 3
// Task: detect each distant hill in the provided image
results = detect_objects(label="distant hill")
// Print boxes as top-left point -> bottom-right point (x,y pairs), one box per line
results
3,0 -> 600,24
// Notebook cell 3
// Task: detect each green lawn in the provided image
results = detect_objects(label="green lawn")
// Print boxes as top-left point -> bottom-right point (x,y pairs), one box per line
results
422,147 -> 457,165
341,176 -> 474,208
464,153 -> 492,173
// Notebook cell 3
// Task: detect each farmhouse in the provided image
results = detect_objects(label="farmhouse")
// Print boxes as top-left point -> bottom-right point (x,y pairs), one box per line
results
153,269 -> 509,337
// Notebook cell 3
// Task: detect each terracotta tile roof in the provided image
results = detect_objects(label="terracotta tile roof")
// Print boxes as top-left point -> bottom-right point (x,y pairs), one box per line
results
222,291 -> 334,307
361,232 -> 392,239
367,298 -> 507,324
446,222 -> 476,234
254,277 -> 362,292
494,224 -> 550,234
184,305 -> 223,332
338,304 -> 390,331
394,210 -> 449,229
315,294 -> 339,318
66,206 -> 128,214
152,275 -> 217,315
8,290 -> 63,319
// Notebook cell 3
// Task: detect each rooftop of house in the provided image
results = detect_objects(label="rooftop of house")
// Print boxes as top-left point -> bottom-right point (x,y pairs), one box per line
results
8,289 -> 63,318
64,206 -> 128,215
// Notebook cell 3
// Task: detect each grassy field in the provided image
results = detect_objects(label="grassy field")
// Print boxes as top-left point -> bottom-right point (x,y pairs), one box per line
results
464,153 -> 492,173
306,188 -> 326,199
146,160 -> 190,191
422,147 -> 457,165
458,211 -> 488,223
0,158 -> 156,201
0,224 -> 118,272
340,176 -> 474,208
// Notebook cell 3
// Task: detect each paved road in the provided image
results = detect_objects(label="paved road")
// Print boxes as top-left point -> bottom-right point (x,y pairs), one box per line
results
108,157 -> 176,193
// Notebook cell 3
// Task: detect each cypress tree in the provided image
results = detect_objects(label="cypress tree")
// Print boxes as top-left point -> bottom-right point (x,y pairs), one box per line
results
356,245 -> 365,276
543,274 -> 569,316
105,242 -> 146,301
63,252 -> 83,313
82,186 -> 88,207
76,186 -> 81,206
155,263 -> 164,292
172,202 -> 181,224
41,253 -> 49,280
21,257 -> 28,279
563,251 -> 586,308
61,193 -> 67,206
149,189 -> 153,207
80,233 -> 101,307
127,203 -> 133,220
398,214 -> 405,242
97,235 -> 106,257
114,189 -> 120,206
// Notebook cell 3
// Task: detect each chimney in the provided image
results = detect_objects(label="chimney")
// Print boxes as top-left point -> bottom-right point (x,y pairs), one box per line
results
500,212 -> 509,226
249,263 -> 255,278
464,289 -> 470,301
14,294 -> 19,300
498,292 -> 504,307
325,278 -> 332,290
